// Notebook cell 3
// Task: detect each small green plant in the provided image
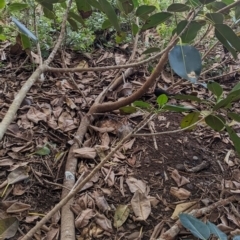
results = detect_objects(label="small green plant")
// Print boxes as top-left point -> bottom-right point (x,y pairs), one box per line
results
179,213 -> 240,240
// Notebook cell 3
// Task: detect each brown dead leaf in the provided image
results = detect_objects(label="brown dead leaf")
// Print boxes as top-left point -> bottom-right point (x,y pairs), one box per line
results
7,202 -> 31,213
89,125 -> 115,133
170,187 -> 191,200
27,107 -> 47,123
58,112 -> 77,132
171,201 -> 198,220
73,147 -> 96,159
171,169 -> 190,187
126,177 -> 149,195
101,167 -> 115,187
92,191 -> 110,212
131,190 -> 151,221
75,208 -> 95,229
46,226 -> 59,240
95,213 -> 113,232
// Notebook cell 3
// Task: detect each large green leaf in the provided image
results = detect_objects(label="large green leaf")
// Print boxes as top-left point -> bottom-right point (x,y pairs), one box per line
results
235,5 -> 240,20
67,18 -> 78,31
199,0 -> 215,4
157,94 -> 168,107
99,0 -> 121,32
207,81 -> 223,99
227,112 -> 240,122
226,125 -> 240,155
136,5 -> 156,20
69,11 -> 85,25
142,47 -> 160,54
20,34 -> 31,50
167,3 -> 190,12
205,13 -> 224,24
179,213 -> 211,239
8,3 -> 29,12
88,0 -> 103,11
133,101 -> 151,109
119,106 -> 137,114
181,112 -> 200,129
141,12 -> 172,31
208,2 -> 229,14
169,45 -> 202,84
205,115 -> 225,131
173,94 -> 201,102
75,0 -> 91,11
43,6 -> 55,19
176,20 -> 203,43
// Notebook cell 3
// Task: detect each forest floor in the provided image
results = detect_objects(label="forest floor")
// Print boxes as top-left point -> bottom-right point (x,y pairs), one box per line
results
1,41 -> 240,240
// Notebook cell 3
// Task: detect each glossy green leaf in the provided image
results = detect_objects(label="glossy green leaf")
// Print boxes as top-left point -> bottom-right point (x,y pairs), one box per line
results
176,20 -> 203,43
181,112 -> 200,129
228,112 -> 240,122
230,82 -> 240,93
136,5 -> 156,19
199,0 -> 215,4
205,13 -> 224,24
99,0 -> 121,32
157,94 -> 168,106
207,221 -> 227,240
179,213 -> 211,240
167,3 -> 190,12
226,125 -> 240,155
67,18 -> 78,31
0,217 -> 19,239
169,45 -> 202,84
119,106 -> 137,114
222,0 -> 234,4
20,34 -> 31,50
163,104 -> 195,112
142,47 -> 160,54
11,17 -> 38,42
133,101 -> 151,109
88,0 -> 103,11
0,0 -> 5,9
8,3 -> 28,11
173,94 -> 201,102
117,0 -> 134,14
34,146 -> 51,156
205,115 -> 225,131
207,81 -> 223,98
68,11 -> 85,25
141,12 -> 172,31
131,23 -> 139,36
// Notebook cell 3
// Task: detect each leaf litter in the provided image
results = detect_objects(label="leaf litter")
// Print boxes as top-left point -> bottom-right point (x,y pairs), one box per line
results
1,40 -> 240,240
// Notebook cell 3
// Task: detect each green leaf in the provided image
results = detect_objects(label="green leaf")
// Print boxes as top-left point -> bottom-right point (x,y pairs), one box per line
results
230,82 -> 240,93
115,31 -> 126,43
157,94 -> 168,106
141,12 -> 172,31
119,106 -> 137,114
0,0 -> 5,9
205,115 -> 225,131
20,34 -> 31,50
117,0 -> 134,14
235,6 -> 240,20
43,6 -> 55,19
131,23 -> 139,36
0,34 -> 6,40
167,3 -> 190,12
75,0 -> 91,11
186,0 -> 201,7
163,104 -> 195,112
206,221 -> 227,240
199,0 -> 215,4
207,81 -> 223,99
142,47 -> 160,54
208,2 -> 229,14
213,89 -> 240,110
226,125 -> 240,155
169,45 -> 202,84
133,100 -> 151,109
179,213 -> 211,240
228,112 -> 240,122
34,146 -> 51,156
69,11 -> 85,25
173,94 -> 201,102
222,0 -> 234,4
180,112 -> 200,129
205,13 -> 224,24
67,18 -> 78,31
114,205 -> 130,228
8,3 -> 28,12
215,24 -> 240,52
132,0 -> 139,8
88,0 -> 103,11
99,0 -> 121,32
135,5 -> 156,20
102,19 -> 112,29
176,20 -> 203,43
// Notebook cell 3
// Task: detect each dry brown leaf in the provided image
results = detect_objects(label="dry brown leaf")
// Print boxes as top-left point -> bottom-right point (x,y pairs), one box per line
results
95,213 -> 113,232
58,112 -> 77,132
126,177 -> 149,194
101,167 -> 115,187
75,208 -> 95,229
73,147 -> 96,159
171,201 -> 198,220
171,169 -> 190,187
131,190 -> 151,221
90,125 -> 115,133
46,226 -> 59,240
170,187 -> 191,200
27,107 -> 47,123
6,202 -> 31,213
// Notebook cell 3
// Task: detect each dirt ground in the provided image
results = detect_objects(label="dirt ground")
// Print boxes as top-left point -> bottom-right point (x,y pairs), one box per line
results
1,47 -> 240,240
